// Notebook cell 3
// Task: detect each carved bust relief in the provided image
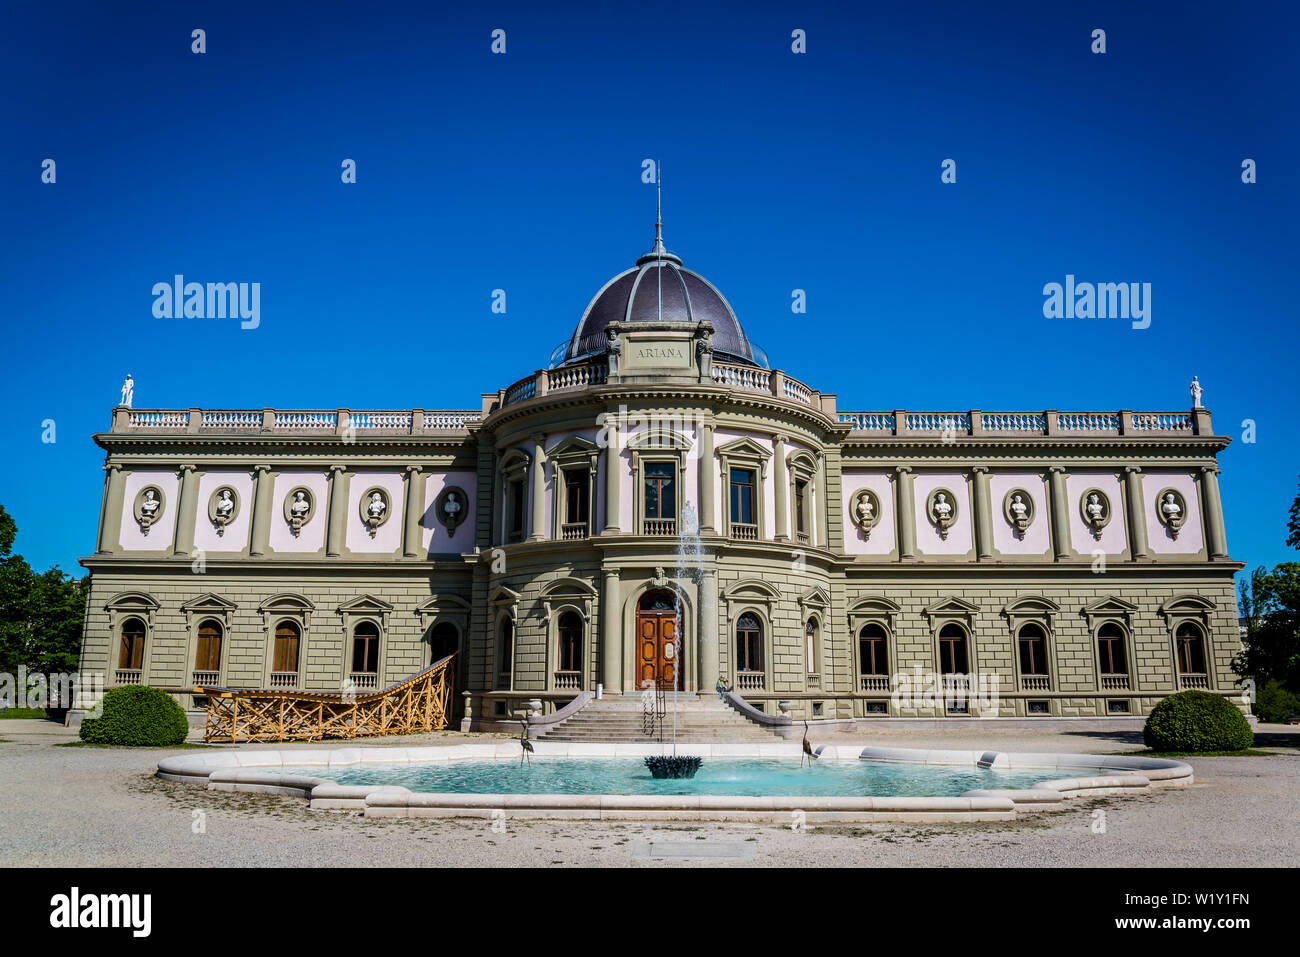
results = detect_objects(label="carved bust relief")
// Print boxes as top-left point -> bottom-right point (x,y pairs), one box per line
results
433,485 -> 469,538
358,487 -> 391,537
1080,488 -> 1112,538
1156,487 -> 1187,538
850,488 -> 881,539
1002,488 -> 1035,539
133,486 -> 166,536
207,486 -> 239,536
283,487 -> 315,537
926,488 -> 958,540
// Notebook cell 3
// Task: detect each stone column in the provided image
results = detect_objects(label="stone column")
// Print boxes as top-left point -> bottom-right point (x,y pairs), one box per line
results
97,464 -> 125,554
249,465 -> 274,557
603,424 -> 621,534
1123,466 -> 1149,560
815,453 -> 829,548
172,464 -> 199,558
601,568 -> 622,692
773,433 -> 789,541
1048,466 -> 1071,561
895,466 -> 916,560
490,449 -> 503,545
1200,466 -> 1229,559
529,433 -> 546,542
697,421 -> 715,533
971,466 -> 993,561
326,465 -> 350,558
402,465 -> 424,558
698,567 -> 719,692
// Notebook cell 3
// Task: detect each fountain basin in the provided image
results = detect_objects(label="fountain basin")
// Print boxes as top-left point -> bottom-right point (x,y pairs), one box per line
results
156,743 -> 1192,823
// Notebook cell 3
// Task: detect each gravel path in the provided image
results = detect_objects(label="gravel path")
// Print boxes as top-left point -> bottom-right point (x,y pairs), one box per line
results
2,720 -> 1295,867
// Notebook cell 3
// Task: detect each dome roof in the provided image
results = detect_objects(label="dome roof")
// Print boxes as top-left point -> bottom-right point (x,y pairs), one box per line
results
561,240 -> 760,367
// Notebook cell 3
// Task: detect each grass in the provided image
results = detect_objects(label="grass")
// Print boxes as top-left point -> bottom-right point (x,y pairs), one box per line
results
0,708 -> 49,720
1120,748 -> 1274,758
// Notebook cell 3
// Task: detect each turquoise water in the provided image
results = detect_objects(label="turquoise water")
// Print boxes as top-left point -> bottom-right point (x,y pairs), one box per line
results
286,758 -> 1053,797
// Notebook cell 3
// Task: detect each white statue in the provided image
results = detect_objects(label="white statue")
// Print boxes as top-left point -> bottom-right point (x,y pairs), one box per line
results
856,495 -> 873,523
290,491 -> 311,517
1086,493 -> 1104,521
367,492 -> 386,519
215,490 -> 234,516
1161,492 -> 1181,518
933,493 -> 952,519
120,374 -> 134,408
444,492 -> 461,518
1190,376 -> 1203,409
140,488 -> 159,516
1010,494 -> 1028,520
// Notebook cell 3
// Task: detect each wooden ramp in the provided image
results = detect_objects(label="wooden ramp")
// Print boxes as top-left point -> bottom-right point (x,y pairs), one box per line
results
196,654 -> 455,743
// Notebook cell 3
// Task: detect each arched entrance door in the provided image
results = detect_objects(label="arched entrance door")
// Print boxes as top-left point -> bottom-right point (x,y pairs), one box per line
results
637,590 -> 680,690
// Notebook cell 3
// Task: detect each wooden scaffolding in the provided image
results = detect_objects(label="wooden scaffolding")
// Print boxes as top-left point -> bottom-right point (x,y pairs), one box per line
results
196,654 -> 455,743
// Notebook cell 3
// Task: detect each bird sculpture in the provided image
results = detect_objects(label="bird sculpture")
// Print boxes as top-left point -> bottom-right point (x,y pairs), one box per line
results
801,719 -> 817,767
519,719 -> 534,766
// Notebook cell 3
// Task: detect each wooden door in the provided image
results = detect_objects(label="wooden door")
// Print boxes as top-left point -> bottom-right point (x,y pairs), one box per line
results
637,609 -> 678,690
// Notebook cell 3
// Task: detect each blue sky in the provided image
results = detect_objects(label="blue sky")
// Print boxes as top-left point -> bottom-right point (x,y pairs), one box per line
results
1,0 -> 1295,580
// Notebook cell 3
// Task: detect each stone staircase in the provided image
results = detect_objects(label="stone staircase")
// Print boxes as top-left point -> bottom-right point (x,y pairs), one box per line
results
537,694 -> 780,742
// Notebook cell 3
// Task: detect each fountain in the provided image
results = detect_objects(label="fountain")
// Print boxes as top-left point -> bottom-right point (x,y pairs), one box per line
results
644,502 -> 706,780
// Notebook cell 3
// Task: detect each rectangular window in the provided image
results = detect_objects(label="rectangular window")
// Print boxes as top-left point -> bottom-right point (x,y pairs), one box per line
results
860,637 -> 887,675
1018,637 -> 1048,675
644,462 -> 676,519
794,478 -> 808,535
508,478 -> 525,541
564,468 -> 589,524
730,468 -> 755,525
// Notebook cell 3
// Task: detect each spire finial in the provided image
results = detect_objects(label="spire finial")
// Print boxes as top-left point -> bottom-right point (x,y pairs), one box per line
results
653,160 -> 664,256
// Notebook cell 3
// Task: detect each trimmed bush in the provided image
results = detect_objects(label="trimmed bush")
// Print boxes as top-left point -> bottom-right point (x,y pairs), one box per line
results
1143,690 -> 1253,753
1253,679 -> 1300,725
79,686 -> 189,746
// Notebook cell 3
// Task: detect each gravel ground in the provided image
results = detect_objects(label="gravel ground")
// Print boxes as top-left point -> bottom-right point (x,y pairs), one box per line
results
1,719 -> 1296,867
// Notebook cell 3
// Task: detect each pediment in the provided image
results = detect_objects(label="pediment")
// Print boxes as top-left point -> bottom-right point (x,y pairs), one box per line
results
546,435 -> 599,459
489,585 -> 522,606
540,577 -> 598,598
337,594 -> 395,615
627,427 -> 693,452
415,595 -> 471,615
105,591 -> 160,612
1003,595 -> 1061,616
715,436 -> 772,461
180,593 -> 239,614
723,578 -> 782,601
923,596 -> 982,617
799,585 -> 831,608
258,592 -> 315,613
849,595 -> 902,615
1082,596 -> 1139,617
1159,594 -> 1217,616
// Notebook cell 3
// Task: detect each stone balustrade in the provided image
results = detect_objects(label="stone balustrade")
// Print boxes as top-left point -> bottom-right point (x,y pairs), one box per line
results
111,407 -> 482,435
838,408 -> 1210,438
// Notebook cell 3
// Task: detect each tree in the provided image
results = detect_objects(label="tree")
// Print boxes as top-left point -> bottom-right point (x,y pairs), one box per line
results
0,504 -> 88,684
1234,475 -> 1300,691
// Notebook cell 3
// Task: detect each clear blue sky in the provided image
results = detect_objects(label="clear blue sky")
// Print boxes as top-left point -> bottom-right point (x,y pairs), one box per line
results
1,0 -> 1295,582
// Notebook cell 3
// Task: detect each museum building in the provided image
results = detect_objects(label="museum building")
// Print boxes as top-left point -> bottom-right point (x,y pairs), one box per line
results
79,225 -> 1244,727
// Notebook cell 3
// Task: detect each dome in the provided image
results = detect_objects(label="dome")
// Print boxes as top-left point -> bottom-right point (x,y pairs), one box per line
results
560,238 -> 761,367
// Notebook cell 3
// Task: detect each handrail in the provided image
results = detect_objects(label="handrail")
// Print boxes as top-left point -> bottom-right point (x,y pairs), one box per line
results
528,690 -> 595,735
722,691 -> 793,739
837,409 -> 1209,438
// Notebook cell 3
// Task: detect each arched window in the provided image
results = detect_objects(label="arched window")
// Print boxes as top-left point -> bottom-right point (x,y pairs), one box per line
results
194,619 -> 223,677
859,623 -> 888,676
429,622 -> 458,664
496,617 -> 514,689
272,621 -> 300,683
937,623 -> 969,674
118,617 -> 146,677
805,619 -> 819,675
736,613 -> 763,672
1097,623 -> 1128,677
1175,623 -> 1207,686
351,621 -> 380,675
558,611 -> 583,674
1017,623 -> 1048,676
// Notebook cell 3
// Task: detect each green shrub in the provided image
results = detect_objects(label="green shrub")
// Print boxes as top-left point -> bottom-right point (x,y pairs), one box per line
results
1143,690 -> 1254,752
1253,679 -> 1300,725
79,686 -> 190,746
